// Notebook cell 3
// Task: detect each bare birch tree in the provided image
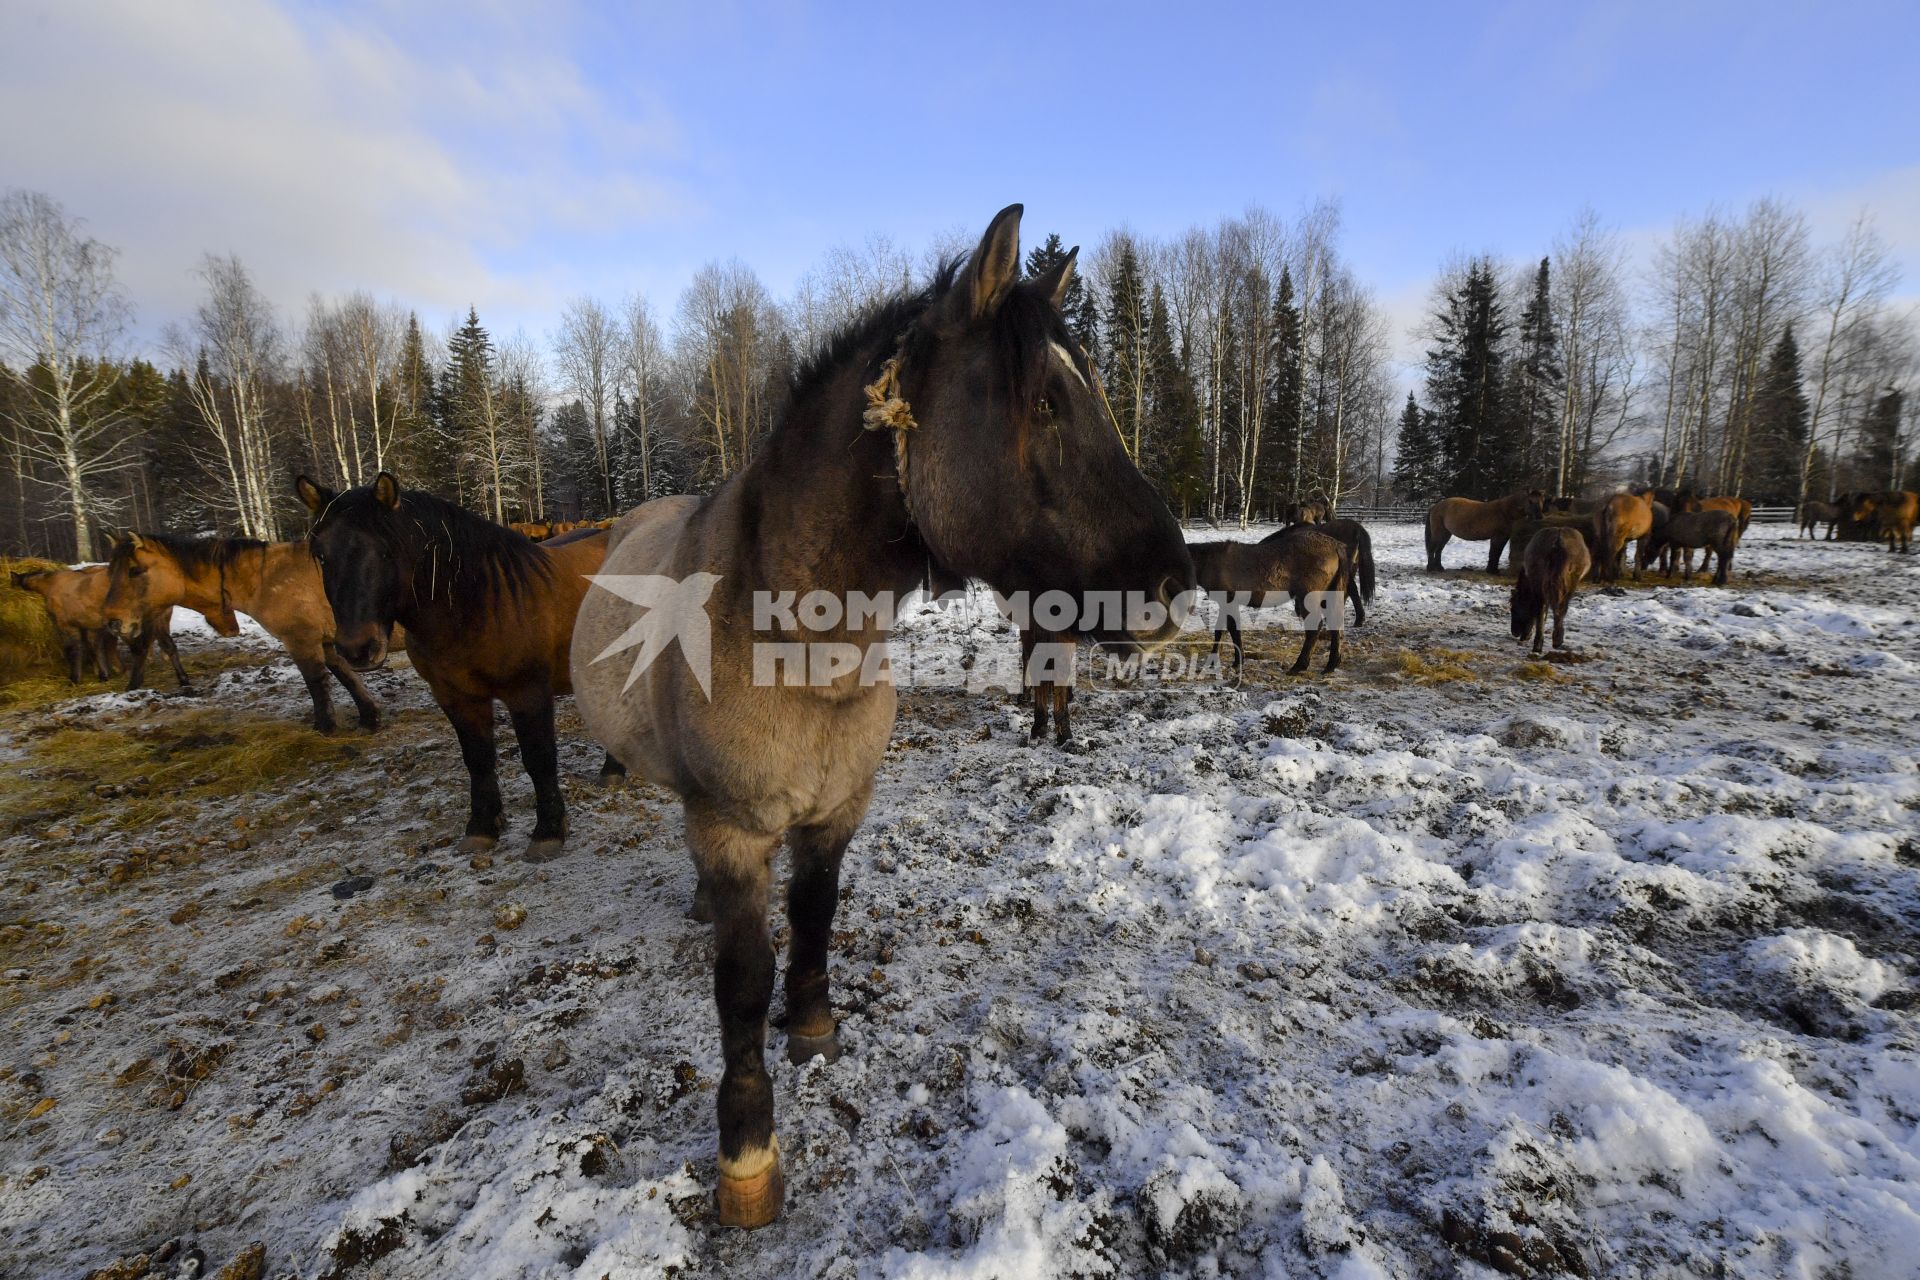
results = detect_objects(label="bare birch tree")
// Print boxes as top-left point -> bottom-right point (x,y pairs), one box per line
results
169,254 -> 285,539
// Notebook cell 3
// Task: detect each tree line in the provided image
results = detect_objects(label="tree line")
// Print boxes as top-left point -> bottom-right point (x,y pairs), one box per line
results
2,188 -> 1913,561
1392,201 -> 1916,507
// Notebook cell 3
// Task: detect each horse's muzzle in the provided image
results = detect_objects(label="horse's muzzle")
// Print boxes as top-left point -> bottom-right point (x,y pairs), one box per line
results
107,618 -> 138,640
339,634 -> 388,671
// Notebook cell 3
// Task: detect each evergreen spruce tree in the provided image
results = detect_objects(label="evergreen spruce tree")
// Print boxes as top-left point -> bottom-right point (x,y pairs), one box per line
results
1100,240 -> 1150,460
1854,387 -> 1903,491
1424,259 -> 1510,496
1265,266 -> 1304,501
1748,326 -> 1810,502
1391,392 -> 1443,500
1144,285 -> 1203,518
1508,258 -> 1562,488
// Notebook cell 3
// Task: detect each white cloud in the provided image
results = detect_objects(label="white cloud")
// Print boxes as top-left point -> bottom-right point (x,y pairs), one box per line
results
0,0 -> 691,346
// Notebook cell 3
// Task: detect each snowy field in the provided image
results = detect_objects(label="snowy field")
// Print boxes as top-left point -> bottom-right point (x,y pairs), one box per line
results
2,522 -> 1917,1279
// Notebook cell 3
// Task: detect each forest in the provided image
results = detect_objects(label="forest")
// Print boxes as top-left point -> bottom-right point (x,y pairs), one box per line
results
0,188 -> 1912,561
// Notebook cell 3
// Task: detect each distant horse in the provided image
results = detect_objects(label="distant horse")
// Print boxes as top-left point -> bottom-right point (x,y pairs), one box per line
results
1280,498 -> 1328,525
298,474 -> 610,861
1684,494 -> 1753,535
1510,528 -> 1591,655
1261,515 -> 1375,614
1190,531 -> 1352,676
1799,500 -> 1841,540
1849,490 -> 1917,553
570,206 -> 1193,1227
1424,490 -> 1545,572
11,565 -> 189,688
104,533 -> 376,732
510,520 -> 553,541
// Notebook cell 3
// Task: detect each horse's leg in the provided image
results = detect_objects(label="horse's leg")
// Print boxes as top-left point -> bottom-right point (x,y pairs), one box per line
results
445,696 -> 504,853
123,630 -> 153,691
686,804 -> 784,1228
62,630 -> 84,684
1322,567 -> 1346,673
1486,535 -> 1507,575
1426,518 -> 1448,572
296,654 -> 338,733
1051,681 -> 1071,744
1289,612 -> 1317,675
157,628 -> 190,689
1227,614 -> 1244,679
784,785 -> 870,1066
598,751 -> 627,786
323,642 -> 381,730
507,693 -> 566,862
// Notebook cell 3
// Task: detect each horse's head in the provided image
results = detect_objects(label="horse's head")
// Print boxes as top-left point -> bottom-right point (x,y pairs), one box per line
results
889,205 -> 1191,645
297,473 -> 403,669
1849,492 -> 1880,524
1524,489 -> 1546,519
103,534 -> 180,639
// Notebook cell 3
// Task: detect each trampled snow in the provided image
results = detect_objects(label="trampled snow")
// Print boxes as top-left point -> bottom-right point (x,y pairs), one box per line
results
1,522 -> 1916,1278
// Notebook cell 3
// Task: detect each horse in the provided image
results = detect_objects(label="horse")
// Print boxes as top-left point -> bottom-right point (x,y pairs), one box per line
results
11,565 -> 189,688
1593,492 -> 1655,581
1510,511 -> 1606,579
103,533 -> 379,732
1189,531 -> 1352,677
1849,490 -> 1917,553
297,474 -> 610,861
1280,498 -> 1328,525
510,520 -> 553,541
1424,490 -> 1545,572
1683,494 -> 1752,535
1644,508 -> 1738,584
569,206 -> 1192,1228
1510,528 -> 1591,656
1261,515 -> 1374,615
1799,500 -> 1842,540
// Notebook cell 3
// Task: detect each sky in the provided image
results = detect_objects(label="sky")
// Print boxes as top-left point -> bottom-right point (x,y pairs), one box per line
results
2,0 -> 1917,377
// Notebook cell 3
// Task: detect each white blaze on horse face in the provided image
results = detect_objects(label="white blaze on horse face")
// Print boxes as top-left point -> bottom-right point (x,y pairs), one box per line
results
1048,340 -> 1088,389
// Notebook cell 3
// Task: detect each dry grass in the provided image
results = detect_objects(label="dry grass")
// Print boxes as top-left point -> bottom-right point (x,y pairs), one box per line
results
0,556 -> 65,685
1393,647 -> 1478,683
1514,660 -> 1572,683
0,707 -> 368,835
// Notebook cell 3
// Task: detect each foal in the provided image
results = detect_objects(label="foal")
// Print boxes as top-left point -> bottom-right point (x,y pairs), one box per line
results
571,206 -> 1192,1226
12,566 -> 189,688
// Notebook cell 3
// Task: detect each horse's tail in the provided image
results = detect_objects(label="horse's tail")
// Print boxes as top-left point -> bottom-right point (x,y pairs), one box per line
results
1738,501 -> 1752,535
1356,528 -> 1376,604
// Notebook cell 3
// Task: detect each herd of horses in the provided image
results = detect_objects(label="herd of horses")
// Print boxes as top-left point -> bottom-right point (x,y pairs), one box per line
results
6,206 -> 1919,1230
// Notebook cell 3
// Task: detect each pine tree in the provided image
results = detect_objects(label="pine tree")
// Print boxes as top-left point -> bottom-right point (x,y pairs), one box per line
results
1747,326 -> 1810,502
1265,266 -> 1304,503
1100,240 -> 1150,460
1425,259 -> 1510,496
1144,285 -> 1203,518
1391,392 -> 1443,500
390,312 -> 455,495
1508,258 -> 1562,487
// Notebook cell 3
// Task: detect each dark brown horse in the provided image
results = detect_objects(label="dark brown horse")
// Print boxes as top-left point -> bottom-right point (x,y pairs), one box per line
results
1190,531 -> 1352,676
1425,490 -> 1545,572
12,565 -> 189,688
571,207 -> 1193,1227
1645,508 -> 1738,584
1799,499 -> 1842,540
1510,528 -> 1590,655
297,474 -> 609,861
1850,490 -> 1917,553
1261,515 -> 1375,614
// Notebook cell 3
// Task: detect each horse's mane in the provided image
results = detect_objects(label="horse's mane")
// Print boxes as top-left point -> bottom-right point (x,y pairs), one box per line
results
111,533 -> 267,577
322,487 -> 551,610
785,254 -> 1077,436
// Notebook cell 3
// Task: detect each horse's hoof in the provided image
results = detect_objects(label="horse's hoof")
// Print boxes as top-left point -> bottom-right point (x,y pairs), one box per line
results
787,1029 -> 842,1065
455,835 -> 498,856
522,837 -> 566,864
687,895 -> 715,924
716,1156 -> 784,1229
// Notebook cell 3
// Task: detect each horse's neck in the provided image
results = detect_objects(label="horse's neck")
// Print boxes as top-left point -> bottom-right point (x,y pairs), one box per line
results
719,378 -> 924,642
181,545 -> 264,614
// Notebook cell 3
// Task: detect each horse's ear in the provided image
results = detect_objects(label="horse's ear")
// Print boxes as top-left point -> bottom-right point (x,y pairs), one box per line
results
959,203 -> 1023,319
295,475 -> 334,515
373,472 -> 402,510
1031,245 -> 1079,311
125,531 -> 145,550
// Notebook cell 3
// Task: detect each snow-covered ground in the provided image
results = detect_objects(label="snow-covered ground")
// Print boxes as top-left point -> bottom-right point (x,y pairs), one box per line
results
3,523 -> 1917,1279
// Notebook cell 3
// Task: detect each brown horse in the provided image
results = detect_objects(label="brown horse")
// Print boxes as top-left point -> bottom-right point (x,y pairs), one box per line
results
1425,490 -> 1545,572
1510,511 -> 1606,578
11,565 -> 189,688
1280,498 -> 1328,524
1800,500 -> 1842,540
1593,492 -> 1656,581
1645,508 -> 1738,584
510,520 -> 554,541
1850,490 -> 1917,553
1261,515 -> 1375,613
1684,494 -> 1753,535
1190,531 -> 1352,676
1510,528 -> 1591,655
571,207 -> 1192,1227
299,474 -> 609,860
103,534 -> 378,732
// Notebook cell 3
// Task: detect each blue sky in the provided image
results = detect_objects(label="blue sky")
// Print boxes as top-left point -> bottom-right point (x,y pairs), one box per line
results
3,0 -> 1916,364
